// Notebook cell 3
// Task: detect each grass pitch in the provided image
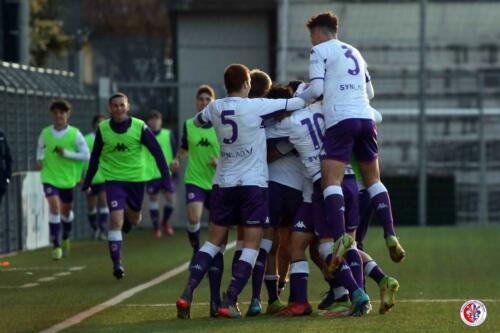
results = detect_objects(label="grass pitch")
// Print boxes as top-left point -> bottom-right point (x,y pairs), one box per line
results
1,226 -> 499,333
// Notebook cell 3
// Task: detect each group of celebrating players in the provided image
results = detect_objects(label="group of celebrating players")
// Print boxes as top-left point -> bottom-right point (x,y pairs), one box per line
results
36,11 -> 406,319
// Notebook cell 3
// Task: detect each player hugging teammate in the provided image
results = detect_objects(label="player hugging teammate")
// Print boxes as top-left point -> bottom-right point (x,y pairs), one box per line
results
175,10 -> 405,320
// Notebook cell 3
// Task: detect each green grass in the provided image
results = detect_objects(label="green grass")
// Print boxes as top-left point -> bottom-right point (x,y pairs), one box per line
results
2,226 -> 500,333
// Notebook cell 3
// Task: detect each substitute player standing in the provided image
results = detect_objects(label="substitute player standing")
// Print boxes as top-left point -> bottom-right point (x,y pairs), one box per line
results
82,93 -> 171,279
176,64 -> 306,319
144,111 -> 177,238
171,85 -> 219,253
299,12 -> 405,267
36,99 -> 90,260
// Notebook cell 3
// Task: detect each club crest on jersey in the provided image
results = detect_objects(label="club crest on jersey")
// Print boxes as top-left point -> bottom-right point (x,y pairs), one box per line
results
112,143 -> 129,152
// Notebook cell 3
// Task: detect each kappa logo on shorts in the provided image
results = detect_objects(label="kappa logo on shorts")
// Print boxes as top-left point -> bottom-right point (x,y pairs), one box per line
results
264,217 -> 270,224
111,200 -> 118,208
294,221 -> 306,229
112,143 -> 129,152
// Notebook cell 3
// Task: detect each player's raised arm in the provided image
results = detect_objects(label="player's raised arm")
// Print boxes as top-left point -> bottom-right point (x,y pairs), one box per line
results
298,47 -> 326,103
255,97 -> 305,119
193,102 -> 214,128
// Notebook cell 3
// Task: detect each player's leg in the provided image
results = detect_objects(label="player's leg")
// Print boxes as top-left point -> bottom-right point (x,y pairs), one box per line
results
355,188 -> 372,251
356,119 -> 405,262
359,250 -> 399,314
276,202 -> 315,316
161,190 -> 175,236
86,192 -> 98,238
208,231 -> 227,317
97,189 -> 109,240
277,226 -> 291,295
185,184 -> 205,253
177,185 -> 232,319
59,188 -> 75,257
219,186 -> 267,319
44,185 -> 62,260
247,227 -> 272,316
264,230 -> 286,313
146,181 -> 161,238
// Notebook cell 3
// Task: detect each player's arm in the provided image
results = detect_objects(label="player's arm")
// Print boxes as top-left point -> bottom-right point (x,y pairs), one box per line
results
35,132 -> 44,170
141,125 -> 171,188
298,47 -> 325,102
366,68 -> 374,100
61,131 -> 90,161
82,129 -> 103,191
257,97 -> 306,119
267,138 -> 294,163
193,102 -> 214,128
171,121 -> 188,173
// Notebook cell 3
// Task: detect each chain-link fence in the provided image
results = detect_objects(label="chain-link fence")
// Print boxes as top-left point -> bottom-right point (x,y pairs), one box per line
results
0,62 -> 98,253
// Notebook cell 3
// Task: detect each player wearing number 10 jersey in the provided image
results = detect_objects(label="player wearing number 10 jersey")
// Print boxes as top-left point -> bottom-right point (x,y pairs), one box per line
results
299,12 -> 405,268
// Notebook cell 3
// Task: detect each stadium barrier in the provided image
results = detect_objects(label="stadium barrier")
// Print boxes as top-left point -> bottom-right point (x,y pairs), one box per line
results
0,62 -> 98,254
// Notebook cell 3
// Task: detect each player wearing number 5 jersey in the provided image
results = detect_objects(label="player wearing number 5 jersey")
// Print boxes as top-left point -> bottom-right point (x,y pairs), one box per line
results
176,64 -> 306,319
299,12 -> 405,268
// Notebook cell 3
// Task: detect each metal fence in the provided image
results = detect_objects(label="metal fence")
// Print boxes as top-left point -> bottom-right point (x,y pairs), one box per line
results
0,62 -> 98,253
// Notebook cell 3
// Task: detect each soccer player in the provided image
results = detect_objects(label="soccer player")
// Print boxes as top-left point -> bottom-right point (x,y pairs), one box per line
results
175,64 -> 306,319
83,114 -> 108,240
266,86 -> 369,317
82,92 -> 171,279
298,12 -> 405,269
171,85 -> 219,253
36,99 -> 90,260
144,111 -> 177,238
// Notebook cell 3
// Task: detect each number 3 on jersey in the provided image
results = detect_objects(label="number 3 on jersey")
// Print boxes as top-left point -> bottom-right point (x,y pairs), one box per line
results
221,110 -> 238,144
341,45 -> 360,76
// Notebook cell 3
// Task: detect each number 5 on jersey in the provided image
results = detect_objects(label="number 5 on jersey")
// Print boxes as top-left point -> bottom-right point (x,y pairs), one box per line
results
221,110 -> 238,144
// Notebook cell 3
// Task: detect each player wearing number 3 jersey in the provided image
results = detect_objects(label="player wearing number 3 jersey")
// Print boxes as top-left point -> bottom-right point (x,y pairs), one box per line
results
299,12 -> 405,270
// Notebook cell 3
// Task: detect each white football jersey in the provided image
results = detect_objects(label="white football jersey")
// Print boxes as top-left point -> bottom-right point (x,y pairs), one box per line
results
267,141 -> 304,191
266,102 -> 354,182
309,39 -> 374,129
197,96 -> 304,187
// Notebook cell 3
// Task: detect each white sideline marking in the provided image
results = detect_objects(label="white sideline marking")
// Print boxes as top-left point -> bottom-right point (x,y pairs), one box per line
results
1,266 -> 66,272
39,241 -> 236,333
69,266 -> 85,271
54,272 -> 72,277
22,283 -> 40,288
124,298 -> 500,307
38,277 -> 57,282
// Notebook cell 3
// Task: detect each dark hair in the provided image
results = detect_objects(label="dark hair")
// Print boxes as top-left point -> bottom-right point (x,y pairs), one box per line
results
266,85 -> 293,99
287,80 -> 305,94
49,99 -> 71,112
249,69 -> 272,98
306,11 -> 339,33
91,114 -> 106,129
196,85 -> 215,99
224,64 -> 250,94
108,92 -> 128,105
147,110 -> 162,121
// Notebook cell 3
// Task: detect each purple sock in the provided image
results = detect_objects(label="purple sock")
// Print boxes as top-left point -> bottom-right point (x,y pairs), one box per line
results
150,209 -> 160,230
98,210 -> 108,231
264,276 -> 279,303
323,186 -> 346,240
108,240 -> 122,267
188,251 -> 213,290
187,224 -> 200,251
232,249 -> 242,272
289,261 -> 309,303
49,223 -> 61,248
333,261 -> 360,295
87,212 -> 97,231
345,248 -> 363,288
227,260 -> 253,303
162,205 -> 173,225
368,183 -> 396,237
208,252 -> 224,304
62,222 -> 72,240
251,248 -> 268,300
356,190 -> 373,247
364,260 -> 385,285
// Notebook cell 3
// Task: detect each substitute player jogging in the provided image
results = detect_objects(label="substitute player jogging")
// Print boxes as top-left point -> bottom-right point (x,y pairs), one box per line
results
36,99 -> 90,260
82,93 -> 171,280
